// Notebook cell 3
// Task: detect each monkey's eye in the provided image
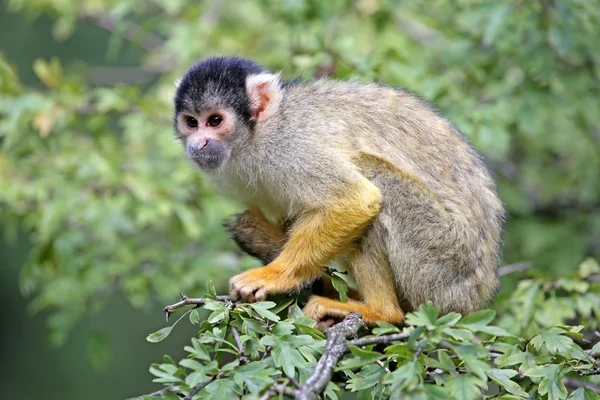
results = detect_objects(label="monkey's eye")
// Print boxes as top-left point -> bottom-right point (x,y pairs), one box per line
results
185,116 -> 198,128
206,114 -> 223,127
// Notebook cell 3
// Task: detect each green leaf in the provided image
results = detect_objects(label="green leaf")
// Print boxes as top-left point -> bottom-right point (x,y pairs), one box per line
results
530,327 -> 574,355
567,386 -> 600,400
444,328 -> 475,342
487,369 -> 528,397
435,313 -> 462,327
207,308 -> 228,324
445,375 -> 486,400
149,364 -> 181,383
184,338 -> 211,361
205,281 -> 218,299
189,309 -> 200,325
525,364 -> 568,400
241,316 -> 268,336
372,321 -> 401,335
324,381 -> 340,400
147,310 -> 192,343
163,355 -> 176,365
179,358 -> 204,371
386,360 -> 423,393
406,302 -> 440,329
293,318 -> 325,339
204,378 -> 238,398
231,361 -> 278,394
557,278 -> 589,293
424,384 -> 456,399
146,326 -> 173,343
346,364 -> 385,391
331,271 -> 349,302
458,309 -> 495,327
250,302 -> 281,322
268,297 -> 295,315
425,350 -> 456,373
578,258 -> 600,278
272,320 -> 295,337
338,346 -> 386,370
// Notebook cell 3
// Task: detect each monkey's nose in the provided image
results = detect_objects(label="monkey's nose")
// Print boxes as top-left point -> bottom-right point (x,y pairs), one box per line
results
201,139 -> 209,149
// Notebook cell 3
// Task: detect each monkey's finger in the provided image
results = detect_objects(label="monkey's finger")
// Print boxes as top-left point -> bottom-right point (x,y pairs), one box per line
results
254,288 -> 267,302
228,281 -> 240,300
238,285 -> 257,302
229,289 -> 240,300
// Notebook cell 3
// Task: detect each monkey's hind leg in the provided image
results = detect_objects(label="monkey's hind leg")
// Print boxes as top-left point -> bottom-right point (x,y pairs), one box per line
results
302,245 -> 404,325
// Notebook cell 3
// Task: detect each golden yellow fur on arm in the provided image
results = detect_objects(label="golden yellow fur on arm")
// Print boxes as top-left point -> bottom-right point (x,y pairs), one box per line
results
229,179 -> 382,301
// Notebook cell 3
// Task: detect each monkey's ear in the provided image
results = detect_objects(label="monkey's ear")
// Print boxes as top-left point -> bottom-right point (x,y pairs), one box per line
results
174,77 -> 182,87
246,73 -> 282,123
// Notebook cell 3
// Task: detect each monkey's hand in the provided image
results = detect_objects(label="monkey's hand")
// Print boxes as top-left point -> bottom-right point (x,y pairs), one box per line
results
229,264 -> 301,302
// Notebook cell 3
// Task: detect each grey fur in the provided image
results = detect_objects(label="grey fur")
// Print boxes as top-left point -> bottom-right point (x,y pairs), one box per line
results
174,58 -> 505,315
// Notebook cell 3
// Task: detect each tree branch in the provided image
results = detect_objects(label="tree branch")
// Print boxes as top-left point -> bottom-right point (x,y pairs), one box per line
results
259,384 -> 299,400
579,368 -> 600,377
498,261 -> 532,277
164,294 -> 232,321
295,313 -> 364,400
184,376 -> 218,400
231,326 -> 247,364
347,331 -> 412,347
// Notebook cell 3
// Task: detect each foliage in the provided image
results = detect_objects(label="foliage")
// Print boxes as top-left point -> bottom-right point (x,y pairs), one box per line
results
141,280 -> 599,399
0,0 -> 599,396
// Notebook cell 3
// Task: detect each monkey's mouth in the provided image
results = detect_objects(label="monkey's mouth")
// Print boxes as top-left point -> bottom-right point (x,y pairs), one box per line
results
192,156 -> 222,170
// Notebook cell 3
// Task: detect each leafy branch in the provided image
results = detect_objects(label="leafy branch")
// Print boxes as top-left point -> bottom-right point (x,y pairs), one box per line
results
134,271 -> 600,399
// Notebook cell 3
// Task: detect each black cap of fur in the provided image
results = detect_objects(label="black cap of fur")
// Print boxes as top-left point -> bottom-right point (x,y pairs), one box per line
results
174,57 -> 265,123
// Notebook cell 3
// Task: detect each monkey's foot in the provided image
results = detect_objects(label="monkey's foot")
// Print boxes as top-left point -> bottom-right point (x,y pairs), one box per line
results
302,296 -> 405,327
229,264 -> 298,302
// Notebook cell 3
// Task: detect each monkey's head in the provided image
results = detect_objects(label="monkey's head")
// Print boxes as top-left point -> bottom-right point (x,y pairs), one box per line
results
173,56 -> 282,170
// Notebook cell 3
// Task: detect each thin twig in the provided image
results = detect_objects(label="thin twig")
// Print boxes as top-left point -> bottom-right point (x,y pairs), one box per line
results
259,384 -> 299,400
185,375 -> 221,400
164,294 -> 232,321
231,326 -> 247,364
347,331 -> 412,347
414,346 -> 424,358
497,261 -> 532,277
376,360 -> 391,374
126,385 -> 179,399
579,368 -> 600,377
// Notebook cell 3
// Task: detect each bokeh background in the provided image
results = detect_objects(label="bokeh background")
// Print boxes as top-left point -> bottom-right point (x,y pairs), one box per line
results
1,1 -> 599,399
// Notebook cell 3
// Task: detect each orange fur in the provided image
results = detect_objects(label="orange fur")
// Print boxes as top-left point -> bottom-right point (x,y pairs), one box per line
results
302,245 -> 405,324
229,180 -> 382,301
302,296 -> 404,324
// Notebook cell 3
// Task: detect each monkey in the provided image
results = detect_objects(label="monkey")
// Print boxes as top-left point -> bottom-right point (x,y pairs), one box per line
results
172,56 -> 505,325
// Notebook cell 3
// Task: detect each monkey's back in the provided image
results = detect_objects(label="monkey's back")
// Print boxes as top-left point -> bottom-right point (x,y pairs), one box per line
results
283,80 -> 504,313
283,80 -> 502,224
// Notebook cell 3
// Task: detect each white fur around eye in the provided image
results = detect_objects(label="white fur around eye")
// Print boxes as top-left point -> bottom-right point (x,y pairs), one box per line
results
245,73 -> 282,123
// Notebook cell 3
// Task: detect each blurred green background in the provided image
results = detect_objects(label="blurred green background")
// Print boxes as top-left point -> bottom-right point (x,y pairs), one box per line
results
0,0 -> 598,399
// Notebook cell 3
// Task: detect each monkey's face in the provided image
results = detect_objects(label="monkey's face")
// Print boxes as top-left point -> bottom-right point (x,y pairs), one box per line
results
173,57 -> 280,171
175,108 -> 238,170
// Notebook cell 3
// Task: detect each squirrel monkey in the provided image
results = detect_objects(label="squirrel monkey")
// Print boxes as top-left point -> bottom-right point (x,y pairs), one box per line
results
173,57 -> 504,324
